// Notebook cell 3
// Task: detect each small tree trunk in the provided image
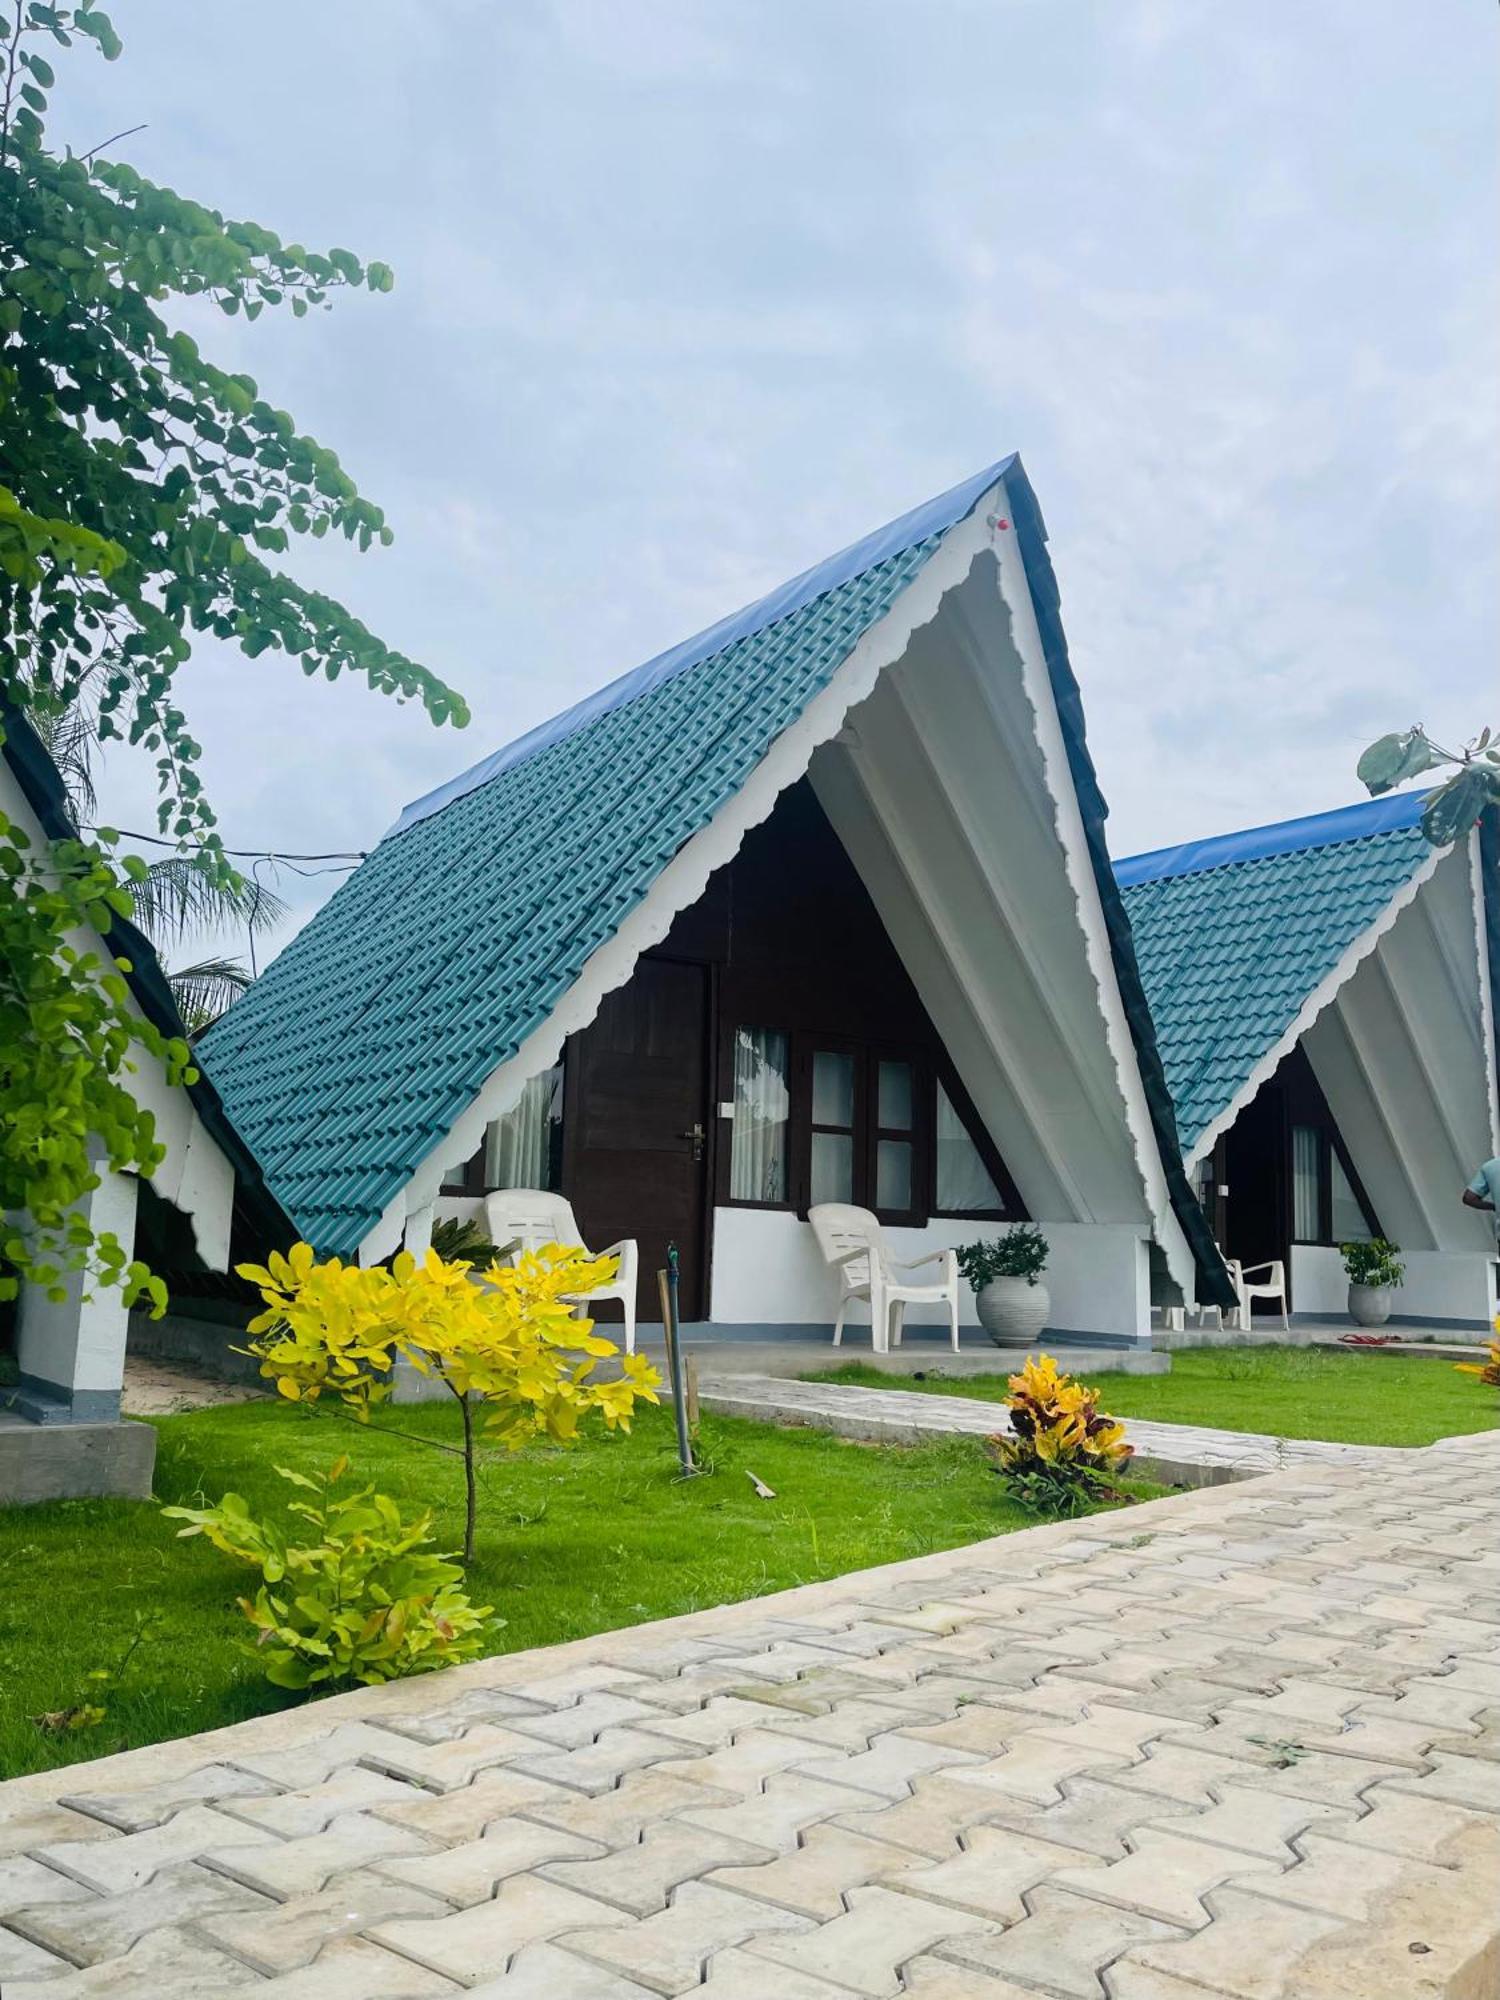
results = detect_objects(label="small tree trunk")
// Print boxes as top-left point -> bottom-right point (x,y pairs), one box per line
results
450,1385 -> 477,1567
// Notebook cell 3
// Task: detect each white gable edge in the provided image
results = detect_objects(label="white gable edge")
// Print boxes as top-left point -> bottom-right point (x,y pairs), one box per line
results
985,487 -> 1196,1301
1181,843 -> 1446,1175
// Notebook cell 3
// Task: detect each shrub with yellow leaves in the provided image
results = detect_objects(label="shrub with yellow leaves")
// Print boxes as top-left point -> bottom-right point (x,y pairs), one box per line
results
238,1241 -> 661,1562
990,1352 -> 1134,1518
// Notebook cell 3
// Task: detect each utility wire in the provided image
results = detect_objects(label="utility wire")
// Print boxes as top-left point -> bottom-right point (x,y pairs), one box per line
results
85,824 -> 368,863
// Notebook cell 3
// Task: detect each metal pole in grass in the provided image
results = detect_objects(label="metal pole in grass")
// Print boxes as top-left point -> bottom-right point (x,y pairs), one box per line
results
658,1242 -> 697,1478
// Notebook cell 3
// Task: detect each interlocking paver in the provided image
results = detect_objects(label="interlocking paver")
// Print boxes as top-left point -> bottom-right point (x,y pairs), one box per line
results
937,1884 -> 1184,1997
59,1763 -> 278,1832
8,1858 -> 269,1966
1055,1825 -> 1282,1925
677,1771 -> 870,1852
204,1807 -> 436,1897
527,1768 -> 728,1845
380,1818 -> 600,1905
707,1824 -> 923,1917
540,1820 -> 762,1914
566,1878 -> 814,1994
894,1823 -> 1092,1920
370,1767 -> 566,1844
793,1731 -> 979,1800
200,1866 -> 446,1973
745,1882 -> 997,1994
1137,1784 -> 1350,1860
370,1874 -> 632,1983
507,1725 -> 693,1795
1109,1885 -> 1348,1999
220,1763 -> 422,1837
34,1804 -> 277,1895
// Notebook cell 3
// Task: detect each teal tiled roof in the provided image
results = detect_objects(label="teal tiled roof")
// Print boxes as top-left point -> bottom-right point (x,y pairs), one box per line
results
201,485 -> 987,1255
1117,798 -> 1433,1156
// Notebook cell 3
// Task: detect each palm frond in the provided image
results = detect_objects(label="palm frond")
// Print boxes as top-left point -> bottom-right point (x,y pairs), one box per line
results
28,704 -> 99,824
129,856 -> 288,950
166,956 -> 254,1034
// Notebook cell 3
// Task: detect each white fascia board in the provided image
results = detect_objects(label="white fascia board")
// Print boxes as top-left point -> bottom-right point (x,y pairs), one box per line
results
359,485 -> 1009,1263
1182,845 -> 1445,1175
1467,823 -> 1500,1158
986,475 -> 1198,1301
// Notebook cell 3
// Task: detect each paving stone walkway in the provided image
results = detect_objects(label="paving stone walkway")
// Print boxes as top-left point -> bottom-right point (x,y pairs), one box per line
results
2,1433 -> 1497,1998
695,1373 -> 1407,1482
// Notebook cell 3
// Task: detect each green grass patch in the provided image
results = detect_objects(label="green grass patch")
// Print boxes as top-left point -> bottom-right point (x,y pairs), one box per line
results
0,1395 -> 1159,1779
806,1345 -> 1500,1449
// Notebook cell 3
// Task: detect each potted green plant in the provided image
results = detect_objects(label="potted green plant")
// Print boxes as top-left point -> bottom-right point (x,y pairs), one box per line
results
1341,1238 -> 1404,1328
956,1224 -> 1051,1347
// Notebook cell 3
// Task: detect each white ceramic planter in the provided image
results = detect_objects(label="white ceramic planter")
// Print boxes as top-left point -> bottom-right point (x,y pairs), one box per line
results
1348,1282 -> 1394,1328
976,1276 -> 1050,1347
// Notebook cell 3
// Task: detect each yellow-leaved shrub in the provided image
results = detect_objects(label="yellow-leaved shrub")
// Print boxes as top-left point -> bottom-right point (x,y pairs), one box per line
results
238,1241 -> 661,1560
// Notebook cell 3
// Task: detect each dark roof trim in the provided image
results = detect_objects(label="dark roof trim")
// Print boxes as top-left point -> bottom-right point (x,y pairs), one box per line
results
390,456 -> 1018,839
0,700 -> 295,1249
1115,787 -> 1431,888
1003,461 -> 1236,1312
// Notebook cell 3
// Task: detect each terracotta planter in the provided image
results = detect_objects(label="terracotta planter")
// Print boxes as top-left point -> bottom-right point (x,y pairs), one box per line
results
976,1276 -> 1050,1347
1348,1282 -> 1394,1328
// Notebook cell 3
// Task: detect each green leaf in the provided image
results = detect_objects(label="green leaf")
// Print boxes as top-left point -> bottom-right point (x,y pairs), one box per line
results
1421,766 -> 1500,847
1357,729 -> 1439,797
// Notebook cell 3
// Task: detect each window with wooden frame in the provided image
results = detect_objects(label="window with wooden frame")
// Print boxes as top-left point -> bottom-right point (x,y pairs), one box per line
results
723,1026 -> 1017,1225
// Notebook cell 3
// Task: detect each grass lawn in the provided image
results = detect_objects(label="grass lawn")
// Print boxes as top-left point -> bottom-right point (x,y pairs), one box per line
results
0,1395 -> 1161,1780
807,1345 -> 1500,1449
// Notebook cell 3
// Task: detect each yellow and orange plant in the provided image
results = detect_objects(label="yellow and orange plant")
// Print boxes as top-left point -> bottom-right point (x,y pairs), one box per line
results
1454,1322 -> 1500,1389
992,1352 -> 1133,1517
238,1241 -> 660,1561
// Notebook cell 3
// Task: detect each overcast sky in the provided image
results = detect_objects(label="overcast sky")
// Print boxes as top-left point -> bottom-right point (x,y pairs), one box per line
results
57,0 -> 1496,961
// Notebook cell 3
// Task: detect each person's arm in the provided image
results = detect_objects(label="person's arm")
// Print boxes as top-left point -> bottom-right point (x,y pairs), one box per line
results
1463,1168 -> 1495,1211
1462,1188 -> 1493,1210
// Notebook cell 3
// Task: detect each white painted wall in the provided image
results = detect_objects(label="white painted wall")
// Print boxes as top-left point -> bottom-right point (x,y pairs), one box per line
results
15,1166 -> 139,1403
709,1206 -> 1150,1340
1291,1243 -> 1497,1328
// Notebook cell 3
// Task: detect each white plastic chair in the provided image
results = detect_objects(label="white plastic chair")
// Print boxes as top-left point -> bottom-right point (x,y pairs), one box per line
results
808,1203 -> 960,1354
1227,1257 -> 1288,1332
481,1189 -> 639,1355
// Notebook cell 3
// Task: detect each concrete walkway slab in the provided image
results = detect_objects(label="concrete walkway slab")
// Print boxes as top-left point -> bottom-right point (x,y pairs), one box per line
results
1,1436 -> 1496,1996
695,1371 -> 1407,1484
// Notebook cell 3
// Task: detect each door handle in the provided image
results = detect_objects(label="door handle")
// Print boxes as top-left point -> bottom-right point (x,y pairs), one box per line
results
679,1122 -> 705,1162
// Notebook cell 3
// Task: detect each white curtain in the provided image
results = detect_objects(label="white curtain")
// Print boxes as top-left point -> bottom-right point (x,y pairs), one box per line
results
934,1081 -> 1003,1213
483,1065 -> 561,1190
1291,1124 -> 1320,1241
730,1028 -> 789,1202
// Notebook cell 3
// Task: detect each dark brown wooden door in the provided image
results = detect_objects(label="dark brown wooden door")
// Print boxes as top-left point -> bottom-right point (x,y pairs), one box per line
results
566,957 -> 710,1322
